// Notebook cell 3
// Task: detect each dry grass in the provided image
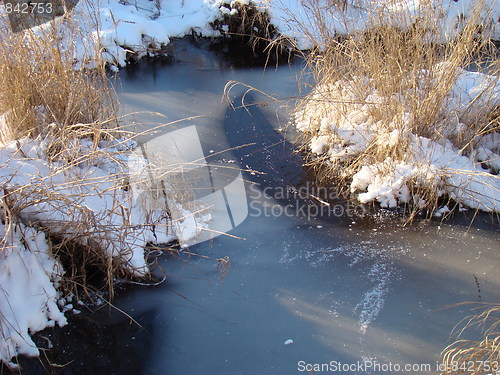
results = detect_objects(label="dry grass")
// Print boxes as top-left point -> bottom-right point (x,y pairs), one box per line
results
211,1 -> 288,64
0,10 -> 131,299
0,18 -> 117,148
3,140 -> 139,293
0,12 -> 152,298
440,304 -> 500,375
287,0 -> 499,217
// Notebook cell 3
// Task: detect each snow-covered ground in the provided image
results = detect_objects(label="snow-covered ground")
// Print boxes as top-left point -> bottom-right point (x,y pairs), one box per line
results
265,0 -> 500,49
0,0 -> 254,68
0,132 -> 209,368
1,0 -> 497,67
294,67 -> 500,213
0,221 -> 67,367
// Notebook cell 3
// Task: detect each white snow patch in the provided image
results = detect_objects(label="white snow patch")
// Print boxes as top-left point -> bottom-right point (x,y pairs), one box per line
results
21,0 -> 245,68
0,222 -> 66,368
294,68 -> 500,213
433,205 -> 450,217
0,135 -> 209,366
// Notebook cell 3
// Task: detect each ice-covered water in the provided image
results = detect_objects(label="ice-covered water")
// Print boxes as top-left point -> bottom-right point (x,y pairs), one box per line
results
109,39 -> 500,375
22,39 -> 499,375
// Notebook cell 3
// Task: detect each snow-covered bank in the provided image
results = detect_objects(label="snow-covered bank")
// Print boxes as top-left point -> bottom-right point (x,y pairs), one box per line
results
65,0 -> 500,67
0,134 -> 208,368
0,220 -> 67,367
294,67 -> 500,213
4,0 -> 254,69
4,0 -> 497,68
264,0 -> 500,50
275,2 -> 500,215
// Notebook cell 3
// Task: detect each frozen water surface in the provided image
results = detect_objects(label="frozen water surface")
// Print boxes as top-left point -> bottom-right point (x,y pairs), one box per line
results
20,38 -> 498,375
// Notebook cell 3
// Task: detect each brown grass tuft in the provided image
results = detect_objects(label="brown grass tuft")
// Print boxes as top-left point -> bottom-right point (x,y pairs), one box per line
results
0,19 -> 117,146
440,303 -> 500,375
287,0 -> 499,218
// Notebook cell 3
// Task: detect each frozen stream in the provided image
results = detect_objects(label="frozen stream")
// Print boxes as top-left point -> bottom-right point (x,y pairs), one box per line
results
23,39 -> 499,375
109,39 -> 500,375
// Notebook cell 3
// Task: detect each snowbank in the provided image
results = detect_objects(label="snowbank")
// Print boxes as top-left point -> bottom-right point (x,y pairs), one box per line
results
77,0 -> 223,67
350,136 -> 500,212
0,134 -> 209,367
68,0 -> 499,66
4,0 -> 253,68
0,221 -> 66,368
3,0 -> 496,67
262,0 -> 500,49
293,67 -> 500,213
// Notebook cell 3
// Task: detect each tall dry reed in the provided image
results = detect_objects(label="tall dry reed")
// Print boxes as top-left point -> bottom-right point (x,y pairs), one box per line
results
0,16 -> 117,147
440,303 -> 500,374
287,0 -> 499,216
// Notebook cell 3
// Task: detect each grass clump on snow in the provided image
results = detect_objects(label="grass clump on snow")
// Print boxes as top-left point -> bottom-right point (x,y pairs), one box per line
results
288,0 -> 499,218
211,0 -> 288,63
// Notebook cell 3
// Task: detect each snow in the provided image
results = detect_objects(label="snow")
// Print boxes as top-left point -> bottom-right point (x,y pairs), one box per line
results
2,0 -> 496,68
69,0 -> 225,67
0,222 -> 67,368
261,0 -> 500,49
294,68 -> 500,213
0,133 -> 209,367
115,0 -> 500,52
6,0 -> 242,68
434,205 -> 450,217
348,119 -> 500,212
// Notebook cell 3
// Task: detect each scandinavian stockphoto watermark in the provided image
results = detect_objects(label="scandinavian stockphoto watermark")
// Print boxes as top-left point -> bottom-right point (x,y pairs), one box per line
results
128,125 -> 249,247
248,182 -> 367,221
297,360 -> 500,374
128,124 -> 367,246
